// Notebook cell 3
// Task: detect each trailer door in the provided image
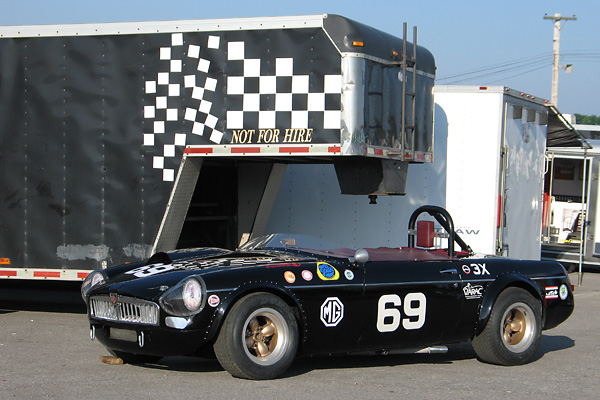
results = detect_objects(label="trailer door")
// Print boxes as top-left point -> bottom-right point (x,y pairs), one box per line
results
499,104 -> 546,259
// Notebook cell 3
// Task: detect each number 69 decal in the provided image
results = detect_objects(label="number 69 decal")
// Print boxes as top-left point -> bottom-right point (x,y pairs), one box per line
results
377,293 -> 427,332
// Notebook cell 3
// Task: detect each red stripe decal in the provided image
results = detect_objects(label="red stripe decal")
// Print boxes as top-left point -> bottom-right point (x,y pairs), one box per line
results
0,270 -> 17,277
77,272 -> 90,279
232,147 -> 261,153
185,147 -> 213,154
328,146 -> 341,153
279,147 -> 309,153
34,271 -> 62,278
373,148 -> 384,155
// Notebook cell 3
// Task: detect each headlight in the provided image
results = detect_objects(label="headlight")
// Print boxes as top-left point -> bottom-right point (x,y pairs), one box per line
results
183,279 -> 203,311
81,270 -> 107,300
159,277 -> 206,317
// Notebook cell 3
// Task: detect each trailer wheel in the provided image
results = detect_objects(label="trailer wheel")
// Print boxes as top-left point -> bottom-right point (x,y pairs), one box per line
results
108,349 -> 162,364
472,287 -> 541,365
214,292 -> 299,380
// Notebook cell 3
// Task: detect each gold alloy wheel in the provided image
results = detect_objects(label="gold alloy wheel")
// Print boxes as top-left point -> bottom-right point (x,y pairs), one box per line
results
243,308 -> 289,365
501,301 -> 535,353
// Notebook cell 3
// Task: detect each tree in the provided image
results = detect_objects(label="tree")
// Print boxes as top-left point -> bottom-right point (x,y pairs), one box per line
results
574,114 -> 600,125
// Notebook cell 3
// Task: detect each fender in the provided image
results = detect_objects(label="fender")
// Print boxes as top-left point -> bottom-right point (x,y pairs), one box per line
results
475,273 -> 544,336
202,281 -> 306,343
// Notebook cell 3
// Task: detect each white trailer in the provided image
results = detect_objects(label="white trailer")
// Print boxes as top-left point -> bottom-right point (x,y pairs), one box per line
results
542,123 -> 599,275
435,86 -> 549,260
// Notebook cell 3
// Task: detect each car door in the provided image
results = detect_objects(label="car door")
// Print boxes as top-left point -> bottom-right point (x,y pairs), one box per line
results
359,259 -> 465,351
290,260 -> 367,355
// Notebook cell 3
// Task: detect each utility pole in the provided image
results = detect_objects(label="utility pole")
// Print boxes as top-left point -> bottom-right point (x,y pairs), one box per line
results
543,13 -> 577,107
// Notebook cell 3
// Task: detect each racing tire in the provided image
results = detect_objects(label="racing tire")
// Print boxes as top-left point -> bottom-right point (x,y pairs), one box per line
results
472,287 -> 542,365
108,349 -> 163,364
214,292 -> 299,380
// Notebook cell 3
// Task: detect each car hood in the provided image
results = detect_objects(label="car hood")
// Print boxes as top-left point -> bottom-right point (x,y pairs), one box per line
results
92,249 -> 312,301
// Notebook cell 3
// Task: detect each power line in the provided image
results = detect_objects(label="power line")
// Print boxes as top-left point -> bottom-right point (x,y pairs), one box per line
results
437,52 -> 551,81
437,50 -> 600,84
484,64 -> 550,85
438,57 -> 552,84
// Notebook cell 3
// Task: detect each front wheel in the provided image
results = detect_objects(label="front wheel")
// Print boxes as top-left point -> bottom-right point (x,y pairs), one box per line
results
472,287 -> 542,365
214,292 -> 299,379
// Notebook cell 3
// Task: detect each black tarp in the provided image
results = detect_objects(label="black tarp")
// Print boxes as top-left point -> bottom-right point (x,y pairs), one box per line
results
547,105 -> 590,149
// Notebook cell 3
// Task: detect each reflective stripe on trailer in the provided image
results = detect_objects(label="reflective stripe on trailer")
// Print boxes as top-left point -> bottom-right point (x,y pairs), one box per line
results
185,144 -> 341,156
0,268 -> 90,281
184,144 -> 432,161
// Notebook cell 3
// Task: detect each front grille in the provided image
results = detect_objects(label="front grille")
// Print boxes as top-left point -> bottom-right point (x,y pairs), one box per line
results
90,295 -> 159,326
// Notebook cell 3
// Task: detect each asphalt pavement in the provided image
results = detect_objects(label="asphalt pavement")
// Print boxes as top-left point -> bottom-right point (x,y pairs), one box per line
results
0,272 -> 598,399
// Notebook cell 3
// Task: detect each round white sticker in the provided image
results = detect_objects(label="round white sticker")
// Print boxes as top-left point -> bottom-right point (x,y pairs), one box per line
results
559,284 -> 568,300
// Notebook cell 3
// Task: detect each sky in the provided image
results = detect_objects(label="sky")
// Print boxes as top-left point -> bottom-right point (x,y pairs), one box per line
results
1,0 -> 598,117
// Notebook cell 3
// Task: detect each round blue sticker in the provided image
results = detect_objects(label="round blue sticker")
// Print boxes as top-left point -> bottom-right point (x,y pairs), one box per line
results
317,262 -> 339,280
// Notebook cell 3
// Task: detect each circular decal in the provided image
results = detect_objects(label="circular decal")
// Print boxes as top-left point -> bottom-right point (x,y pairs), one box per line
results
320,297 -> 344,327
344,269 -> 355,281
559,284 -> 569,300
284,271 -> 296,284
207,294 -> 220,308
316,262 -> 340,281
301,270 -> 313,281
462,265 -> 471,274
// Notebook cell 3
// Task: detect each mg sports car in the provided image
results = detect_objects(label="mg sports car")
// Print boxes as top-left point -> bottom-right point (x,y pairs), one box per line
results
81,206 -> 574,379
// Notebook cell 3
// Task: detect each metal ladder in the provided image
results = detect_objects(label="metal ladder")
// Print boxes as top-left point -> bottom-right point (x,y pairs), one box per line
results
401,22 -> 417,161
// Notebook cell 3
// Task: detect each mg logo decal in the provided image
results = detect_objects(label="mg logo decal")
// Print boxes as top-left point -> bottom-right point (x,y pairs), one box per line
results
320,297 -> 344,327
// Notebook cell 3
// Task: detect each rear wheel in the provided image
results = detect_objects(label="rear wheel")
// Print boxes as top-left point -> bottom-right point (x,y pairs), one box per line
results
214,292 -> 299,379
472,287 -> 542,365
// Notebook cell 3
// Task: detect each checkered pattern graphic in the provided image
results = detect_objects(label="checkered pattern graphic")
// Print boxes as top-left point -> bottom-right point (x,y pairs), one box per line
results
143,33 -> 222,182
170,256 -> 299,271
225,41 -> 342,131
143,34 -> 342,182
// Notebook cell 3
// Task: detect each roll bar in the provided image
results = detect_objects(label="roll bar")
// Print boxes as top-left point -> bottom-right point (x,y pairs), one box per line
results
408,205 -> 473,257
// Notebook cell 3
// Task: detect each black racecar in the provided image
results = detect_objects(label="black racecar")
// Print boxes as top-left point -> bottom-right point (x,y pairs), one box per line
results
81,206 -> 574,379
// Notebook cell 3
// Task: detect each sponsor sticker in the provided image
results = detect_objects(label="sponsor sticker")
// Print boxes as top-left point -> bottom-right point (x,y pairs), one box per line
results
344,269 -> 355,281
462,283 -> 484,299
559,284 -> 569,300
301,270 -> 313,281
461,263 -> 490,275
208,294 -> 220,307
284,271 -> 296,284
320,297 -> 344,327
316,262 -> 339,281
545,286 -> 559,299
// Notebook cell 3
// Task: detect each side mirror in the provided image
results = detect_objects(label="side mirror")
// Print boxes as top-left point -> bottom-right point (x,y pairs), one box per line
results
353,248 -> 370,265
